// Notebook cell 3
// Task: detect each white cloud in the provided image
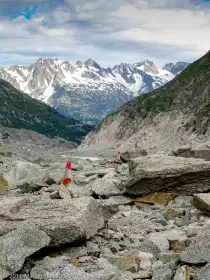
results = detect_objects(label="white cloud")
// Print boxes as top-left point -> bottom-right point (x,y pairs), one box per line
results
0,0 -> 210,67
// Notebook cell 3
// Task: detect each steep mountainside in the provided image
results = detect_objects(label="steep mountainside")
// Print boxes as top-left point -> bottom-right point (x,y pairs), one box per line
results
0,79 -> 91,143
0,58 -> 189,125
81,51 -> 210,152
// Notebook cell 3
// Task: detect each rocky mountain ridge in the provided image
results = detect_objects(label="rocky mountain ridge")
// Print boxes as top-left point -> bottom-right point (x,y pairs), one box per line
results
82,51 -> 210,152
0,58 -> 189,124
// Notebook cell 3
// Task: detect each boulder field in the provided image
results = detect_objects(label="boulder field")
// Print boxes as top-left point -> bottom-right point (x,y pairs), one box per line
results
1,152 -> 210,279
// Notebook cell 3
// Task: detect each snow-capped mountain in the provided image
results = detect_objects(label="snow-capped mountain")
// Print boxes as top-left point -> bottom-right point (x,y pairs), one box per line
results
0,58 -> 189,124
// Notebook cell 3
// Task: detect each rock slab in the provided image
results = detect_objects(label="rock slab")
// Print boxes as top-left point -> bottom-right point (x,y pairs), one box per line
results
0,196 -> 104,246
0,227 -> 50,280
181,223 -> 210,264
126,155 -> 210,195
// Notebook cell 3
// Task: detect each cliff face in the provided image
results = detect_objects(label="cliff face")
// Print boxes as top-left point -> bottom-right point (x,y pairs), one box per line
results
82,51 -> 210,152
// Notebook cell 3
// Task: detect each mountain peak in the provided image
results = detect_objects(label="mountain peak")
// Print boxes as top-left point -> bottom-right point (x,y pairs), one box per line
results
84,58 -> 100,69
163,62 -> 190,75
35,57 -> 62,68
134,60 -> 159,75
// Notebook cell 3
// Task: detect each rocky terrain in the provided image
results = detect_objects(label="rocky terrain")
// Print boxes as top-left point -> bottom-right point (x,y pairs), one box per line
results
0,58 -> 189,124
0,79 -> 92,143
82,50 -> 210,152
1,133 -> 210,280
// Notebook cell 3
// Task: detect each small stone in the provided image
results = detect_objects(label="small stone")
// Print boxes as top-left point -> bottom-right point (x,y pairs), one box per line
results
140,239 -> 169,257
147,234 -> 170,252
151,266 -> 173,280
170,241 -> 186,253
72,258 -> 79,267
138,251 -> 154,271
78,256 -> 92,263
47,184 -> 60,193
148,230 -> 187,243
159,252 -> 180,264
181,223 -> 210,264
106,255 -> 139,273
193,193 -> 210,216
86,241 -> 101,257
193,263 -> 210,280
49,190 -> 60,199
163,208 -> 184,220
101,247 -> 112,257
62,246 -> 87,258
173,265 -> 190,280
187,223 -> 202,237
127,271 -> 152,279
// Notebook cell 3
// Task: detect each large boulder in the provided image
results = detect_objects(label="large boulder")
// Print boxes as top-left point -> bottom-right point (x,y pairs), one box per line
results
0,227 -> 50,279
193,193 -> 210,215
125,155 -> 210,196
181,223 -> 210,264
91,173 -> 125,197
0,196 -> 104,246
4,161 -> 46,190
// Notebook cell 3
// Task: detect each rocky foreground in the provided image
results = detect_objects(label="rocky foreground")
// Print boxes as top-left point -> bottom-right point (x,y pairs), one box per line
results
2,148 -> 210,280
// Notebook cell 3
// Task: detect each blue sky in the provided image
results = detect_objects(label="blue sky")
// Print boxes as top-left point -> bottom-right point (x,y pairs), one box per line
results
0,0 -> 210,67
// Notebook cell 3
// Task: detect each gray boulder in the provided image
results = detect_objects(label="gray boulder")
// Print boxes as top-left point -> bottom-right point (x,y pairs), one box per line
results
193,193 -> 210,215
4,161 -> 46,190
0,227 -> 50,279
181,223 -> 210,264
193,263 -> 210,280
0,197 -> 104,246
91,173 -> 125,197
125,155 -> 210,195
152,266 -> 174,280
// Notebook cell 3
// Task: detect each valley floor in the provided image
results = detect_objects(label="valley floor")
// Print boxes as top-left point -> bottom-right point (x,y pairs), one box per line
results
1,131 -> 210,280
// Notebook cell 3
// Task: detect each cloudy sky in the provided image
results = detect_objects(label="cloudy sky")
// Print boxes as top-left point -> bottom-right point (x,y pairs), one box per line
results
1,0 -> 210,67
